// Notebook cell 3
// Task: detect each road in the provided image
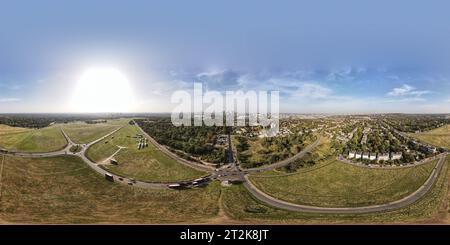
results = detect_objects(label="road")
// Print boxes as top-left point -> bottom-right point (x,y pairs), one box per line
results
243,153 -> 447,214
244,136 -> 322,173
2,125 -> 170,189
2,122 -> 447,214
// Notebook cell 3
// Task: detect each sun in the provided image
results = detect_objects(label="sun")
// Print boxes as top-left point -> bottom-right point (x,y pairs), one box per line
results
71,67 -> 135,113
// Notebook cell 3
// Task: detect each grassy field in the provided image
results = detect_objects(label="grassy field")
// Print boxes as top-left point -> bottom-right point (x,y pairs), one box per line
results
0,155 -> 220,224
0,154 -> 448,224
86,125 -> 206,182
0,125 -> 67,153
62,121 -> 125,144
0,125 -> 30,136
248,159 -> 437,207
410,124 -> 450,149
222,156 -> 449,224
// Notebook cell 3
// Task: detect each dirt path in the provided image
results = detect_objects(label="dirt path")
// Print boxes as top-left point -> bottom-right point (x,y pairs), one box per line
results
202,189 -> 239,224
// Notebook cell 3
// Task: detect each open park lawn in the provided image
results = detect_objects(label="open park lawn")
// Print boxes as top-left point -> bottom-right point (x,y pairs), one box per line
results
0,125 -> 66,153
86,125 -> 206,182
62,120 -> 125,144
249,159 -> 437,207
222,156 -> 449,224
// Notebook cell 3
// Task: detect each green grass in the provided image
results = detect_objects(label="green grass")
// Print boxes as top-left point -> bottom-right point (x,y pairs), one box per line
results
0,126 -> 67,153
410,124 -> 450,149
222,156 -> 449,224
248,159 -> 437,207
69,145 -> 82,153
62,121 -> 124,144
86,125 -> 206,182
0,155 -> 220,224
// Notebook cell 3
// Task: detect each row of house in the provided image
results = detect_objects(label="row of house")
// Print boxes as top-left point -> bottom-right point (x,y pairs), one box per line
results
347,151 -> 402,162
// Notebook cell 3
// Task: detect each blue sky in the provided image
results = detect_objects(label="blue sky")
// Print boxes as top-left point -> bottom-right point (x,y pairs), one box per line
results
1,0 -> 450,113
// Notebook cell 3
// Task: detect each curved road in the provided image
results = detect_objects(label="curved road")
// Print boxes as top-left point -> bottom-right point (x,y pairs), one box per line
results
243,153 -> 447,214
1,122 -> 447,215
244,136 -> 322,173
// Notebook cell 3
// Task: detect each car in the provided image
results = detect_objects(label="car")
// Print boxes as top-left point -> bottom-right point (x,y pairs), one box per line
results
128,182 -> 133,185
168,184 -> 182,189
118,177 -> 123,181
105,173 -> 114,182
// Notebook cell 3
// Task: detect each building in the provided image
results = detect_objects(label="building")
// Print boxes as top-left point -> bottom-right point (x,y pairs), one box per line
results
369,153 -> 376,161
348,151 -> 356,159
362,153 -> 370,160
377,153 -> 390,161
420,145 -> 437,154
391,152 -> 403,160
355,152 -> 362,159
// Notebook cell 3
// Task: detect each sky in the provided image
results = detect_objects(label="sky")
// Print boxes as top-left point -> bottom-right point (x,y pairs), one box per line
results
1,0 -> 450,113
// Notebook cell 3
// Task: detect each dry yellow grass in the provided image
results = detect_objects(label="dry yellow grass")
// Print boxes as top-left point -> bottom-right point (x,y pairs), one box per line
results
411,124 -> 450,149
0,155 -> 220,224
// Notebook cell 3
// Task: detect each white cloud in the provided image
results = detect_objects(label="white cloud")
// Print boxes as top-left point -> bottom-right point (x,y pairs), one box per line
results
383,97 -> 426,103
293,83 -> 332,98
0,97 -> 21,103
387,84 -> 431,97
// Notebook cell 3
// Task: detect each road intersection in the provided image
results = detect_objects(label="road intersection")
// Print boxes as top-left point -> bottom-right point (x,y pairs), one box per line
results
0,123 -> 447,214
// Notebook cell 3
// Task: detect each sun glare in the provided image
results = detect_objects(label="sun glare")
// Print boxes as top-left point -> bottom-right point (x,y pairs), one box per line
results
71,67 -> 135,113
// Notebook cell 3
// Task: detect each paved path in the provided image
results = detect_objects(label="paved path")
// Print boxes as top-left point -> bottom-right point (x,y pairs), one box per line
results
243,153 -> 447,214
67,126 -> 184,189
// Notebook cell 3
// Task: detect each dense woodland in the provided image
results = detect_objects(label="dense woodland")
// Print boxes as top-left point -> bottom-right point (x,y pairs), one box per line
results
135,118 -> 229,163
0,113 -> 152,128
345,126 -> 403,153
